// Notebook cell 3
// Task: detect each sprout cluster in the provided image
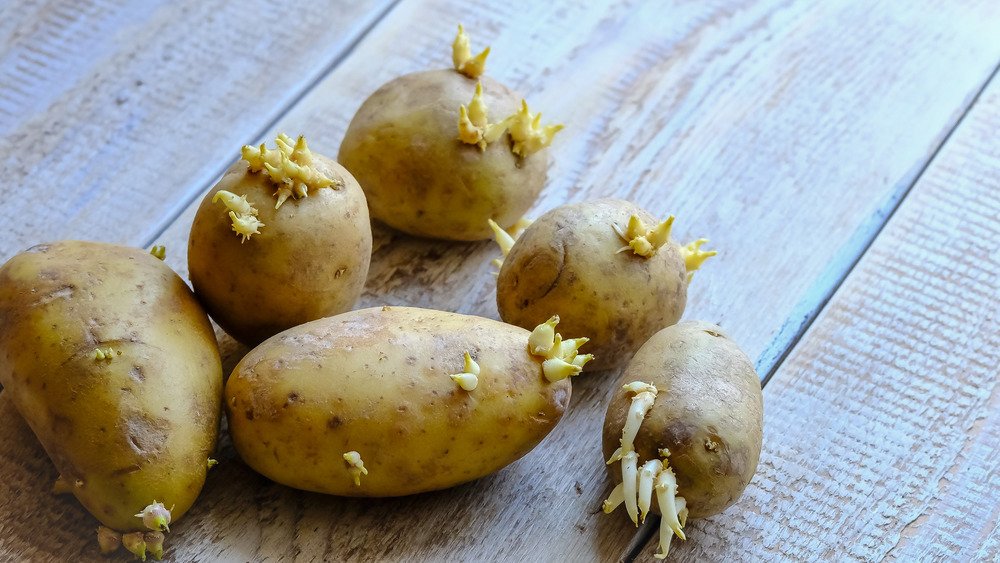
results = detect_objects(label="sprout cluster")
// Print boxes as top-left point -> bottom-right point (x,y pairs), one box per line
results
602,383 -> 688,559
241,134 -> 340,209
527,316 -> 593,382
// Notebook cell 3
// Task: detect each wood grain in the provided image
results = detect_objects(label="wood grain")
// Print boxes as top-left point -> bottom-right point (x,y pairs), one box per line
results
143,0 -> 998,561
0,0 -> 395,261
1,0 -> 999,561
650,73 -> 1000,562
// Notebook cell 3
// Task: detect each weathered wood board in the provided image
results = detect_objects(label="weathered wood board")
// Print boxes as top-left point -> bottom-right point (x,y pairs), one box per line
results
651,73 -> 1000,562
1,0 -> 999,561
0,0 -> 395,260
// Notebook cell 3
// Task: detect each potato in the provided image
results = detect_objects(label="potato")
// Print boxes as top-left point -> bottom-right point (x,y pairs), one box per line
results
188,134 -> 372,345
600,321 -> 763,558
225,306 -> 592,496
338,26 -> 560,240
495,198 -> 716,371
0,241 -> 222,552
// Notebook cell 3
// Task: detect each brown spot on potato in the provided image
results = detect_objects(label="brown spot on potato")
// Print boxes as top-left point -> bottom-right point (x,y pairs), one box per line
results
327,416 -> 342,429
124,415 -> 169,457
245,408 -> 255,421
666,419 -> 695,449
129,366 -> 145,382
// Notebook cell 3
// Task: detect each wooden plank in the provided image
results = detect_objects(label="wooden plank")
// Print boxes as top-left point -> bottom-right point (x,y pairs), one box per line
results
653,74 -> 1000,561
2,1 -> 1000,563
145,0 -> 996,561
0,0 -> 396,261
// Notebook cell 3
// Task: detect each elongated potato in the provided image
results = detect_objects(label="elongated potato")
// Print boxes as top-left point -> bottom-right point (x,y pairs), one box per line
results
0,242 -> 222,550
226,306 -> 589,496
600,322 -> 762,559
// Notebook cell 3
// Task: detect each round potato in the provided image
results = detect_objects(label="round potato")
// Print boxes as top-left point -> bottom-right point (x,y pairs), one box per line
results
339,26 -> 561,241
339,70 -> 547,240
188,134 -> 372,345
496,199 -> 715,371
225,306 -> 591,497
0,241 -> 222,539
600,321 -> 763,558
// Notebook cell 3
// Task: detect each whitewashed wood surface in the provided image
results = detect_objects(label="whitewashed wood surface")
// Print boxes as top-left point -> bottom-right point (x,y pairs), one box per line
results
654,73 -> 1000,563
1,0 -> 998,561
0,0 -> 395,258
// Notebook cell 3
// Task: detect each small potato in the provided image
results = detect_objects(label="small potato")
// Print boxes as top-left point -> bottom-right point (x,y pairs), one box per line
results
600,322 -> 763,559
225,306 -> 591,496
495,199 -> 715,371
338,27 -> 560,241
0,241 -> 222,549
188,134 -> 372,345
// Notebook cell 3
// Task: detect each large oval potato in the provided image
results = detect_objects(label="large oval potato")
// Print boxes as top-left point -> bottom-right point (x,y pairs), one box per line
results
226,306 -> 576,496
497,199 -> 714,371
188,135 -> 372,345
339,69 -> 549,241
0,241 -> 223,533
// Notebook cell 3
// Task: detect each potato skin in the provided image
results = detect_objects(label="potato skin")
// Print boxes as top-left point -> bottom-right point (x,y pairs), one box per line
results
0,241 -> 223,531
339,69 -> 548,241
188,155 -> 372,345
498,199 -> 687,371
602,321 -> 763,518
225,306 -> 571,496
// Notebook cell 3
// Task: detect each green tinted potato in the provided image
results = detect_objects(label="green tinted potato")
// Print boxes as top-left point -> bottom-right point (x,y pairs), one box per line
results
225,306 -> 588,496
188,135 -> 372,345
496,199 -> 715,371
0,241 -> 223,533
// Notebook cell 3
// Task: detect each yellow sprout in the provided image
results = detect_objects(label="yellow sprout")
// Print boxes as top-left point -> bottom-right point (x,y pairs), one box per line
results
541,357 -> 582,382
449,351 -> 481,391
228,211 -> 264,243
121,532 -> 147,561
144,532 -> 165,561
452,25 -> 490,78
241,134 -> 339,209
613,214 -> 675,258
488,217 -> 532,270
214,190 -> 264,242
149,245 -> 166,260
527,316 -> 593,381
458,82 -> 493,150
527,315 -> 559,356
93,347 -> 117,362
505,100 -> 563,157
680,238 -> 717,282
213,190 -> 257,216
343,451 -> 368,486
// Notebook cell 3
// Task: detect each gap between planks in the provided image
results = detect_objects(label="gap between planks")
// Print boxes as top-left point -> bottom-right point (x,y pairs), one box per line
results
137,0 -> 404,251
624,59 -> 1000,563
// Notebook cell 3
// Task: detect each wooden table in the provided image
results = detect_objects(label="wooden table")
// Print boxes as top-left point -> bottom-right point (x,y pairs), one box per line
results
2,1 -> 998,561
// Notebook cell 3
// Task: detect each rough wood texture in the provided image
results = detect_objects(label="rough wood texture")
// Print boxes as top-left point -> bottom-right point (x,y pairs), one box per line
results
1,0 -> 999,561
652,75 -> 1000,562
0,0 -> 395,261
142,0 -> 997,560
